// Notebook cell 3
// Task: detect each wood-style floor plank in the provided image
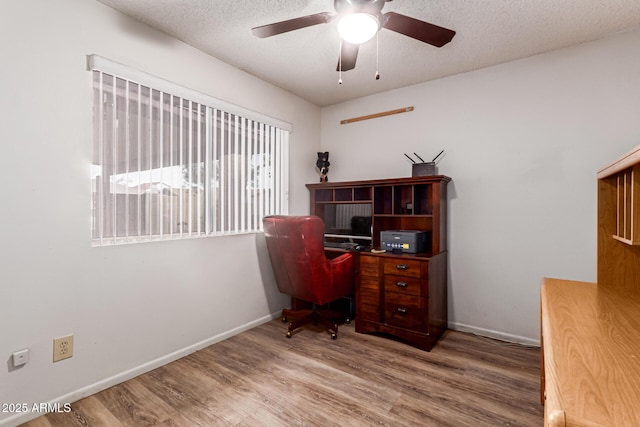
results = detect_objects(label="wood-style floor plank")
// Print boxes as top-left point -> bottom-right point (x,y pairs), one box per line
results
21,320 -> 543,426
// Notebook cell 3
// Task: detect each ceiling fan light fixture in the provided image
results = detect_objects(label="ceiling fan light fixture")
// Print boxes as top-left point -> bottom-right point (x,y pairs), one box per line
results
337,12 -> 379,44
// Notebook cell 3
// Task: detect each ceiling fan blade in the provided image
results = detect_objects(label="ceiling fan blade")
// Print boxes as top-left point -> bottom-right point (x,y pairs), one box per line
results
336,42 -> 359,72
252,12 -> 334,38
382,12 -> 455,47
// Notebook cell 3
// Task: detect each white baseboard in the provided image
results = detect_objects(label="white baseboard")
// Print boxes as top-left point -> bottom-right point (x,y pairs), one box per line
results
1,312 -> 281,427
448,321 -> 540,347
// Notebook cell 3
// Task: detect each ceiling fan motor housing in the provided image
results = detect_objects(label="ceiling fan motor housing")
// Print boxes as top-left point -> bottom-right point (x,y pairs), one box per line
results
334,0 -> 386,18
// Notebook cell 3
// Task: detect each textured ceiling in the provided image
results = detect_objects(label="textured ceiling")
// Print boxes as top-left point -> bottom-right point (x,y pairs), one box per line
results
96,0 -> 640,107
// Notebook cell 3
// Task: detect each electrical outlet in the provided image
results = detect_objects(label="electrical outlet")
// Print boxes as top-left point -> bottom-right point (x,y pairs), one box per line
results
53,334 -> 74,362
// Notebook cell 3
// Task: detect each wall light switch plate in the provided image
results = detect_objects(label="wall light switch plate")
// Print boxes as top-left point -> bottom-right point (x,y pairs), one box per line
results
12,348 -> 29,367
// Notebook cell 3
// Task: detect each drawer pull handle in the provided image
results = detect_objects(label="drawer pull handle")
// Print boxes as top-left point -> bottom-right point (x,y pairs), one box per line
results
396,281 -> 408,288
397,307 -> 408,314
396,264 -> 409,270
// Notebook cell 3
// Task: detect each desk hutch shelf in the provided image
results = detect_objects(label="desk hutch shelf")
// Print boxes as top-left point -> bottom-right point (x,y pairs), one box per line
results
307,176 -> 449,253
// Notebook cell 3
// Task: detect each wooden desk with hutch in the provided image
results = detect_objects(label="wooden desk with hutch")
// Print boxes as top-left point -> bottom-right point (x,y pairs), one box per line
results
540,145 -> 640,426
307,176 -> 450,351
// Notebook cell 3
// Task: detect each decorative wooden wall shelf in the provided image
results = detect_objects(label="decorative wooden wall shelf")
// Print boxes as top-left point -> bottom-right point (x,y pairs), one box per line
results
340,106 -> 414,125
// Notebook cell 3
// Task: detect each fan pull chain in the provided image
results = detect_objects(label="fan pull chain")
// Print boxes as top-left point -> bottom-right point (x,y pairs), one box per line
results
338,39 -> 343,85
375,31 -> 380,80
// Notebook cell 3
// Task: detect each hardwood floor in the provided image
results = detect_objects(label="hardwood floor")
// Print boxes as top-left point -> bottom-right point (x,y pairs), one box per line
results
22,320 -> 543,426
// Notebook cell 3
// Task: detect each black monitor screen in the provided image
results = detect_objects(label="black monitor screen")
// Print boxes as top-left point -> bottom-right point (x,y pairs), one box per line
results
323,204 -> 372,240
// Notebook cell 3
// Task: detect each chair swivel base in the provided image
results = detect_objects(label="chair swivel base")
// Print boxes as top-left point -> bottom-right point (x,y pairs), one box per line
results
281,307 -> 348,340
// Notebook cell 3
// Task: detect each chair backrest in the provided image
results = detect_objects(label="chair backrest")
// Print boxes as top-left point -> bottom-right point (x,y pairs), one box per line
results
263,215 -> 351,305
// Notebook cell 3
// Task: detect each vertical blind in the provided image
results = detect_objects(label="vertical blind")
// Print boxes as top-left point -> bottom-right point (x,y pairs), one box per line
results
90,58 -> 289,246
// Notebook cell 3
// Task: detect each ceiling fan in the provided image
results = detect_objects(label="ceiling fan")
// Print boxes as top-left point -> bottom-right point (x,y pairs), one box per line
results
251,0 -> 456,72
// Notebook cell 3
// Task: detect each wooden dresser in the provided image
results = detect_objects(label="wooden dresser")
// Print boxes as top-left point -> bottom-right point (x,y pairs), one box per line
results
357,249 -> 447,351
540,144 -> 640,426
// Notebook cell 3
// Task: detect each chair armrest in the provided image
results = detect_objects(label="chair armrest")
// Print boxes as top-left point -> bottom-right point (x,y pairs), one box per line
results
328,252 -> 354,265
327,252 -> 355,296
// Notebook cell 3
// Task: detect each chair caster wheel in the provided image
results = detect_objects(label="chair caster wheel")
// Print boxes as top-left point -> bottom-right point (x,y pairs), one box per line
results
331,333 -> 337,340
282,315 -> 287,323
286,331 -> 292,338
345,318 -> 351,324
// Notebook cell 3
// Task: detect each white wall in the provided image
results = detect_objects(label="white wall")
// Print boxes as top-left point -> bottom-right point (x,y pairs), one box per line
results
321,28 -> 640,344
0,1 -> 320,425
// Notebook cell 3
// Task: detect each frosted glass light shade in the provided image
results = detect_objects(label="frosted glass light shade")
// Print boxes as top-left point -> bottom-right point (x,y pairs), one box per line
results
337,13 -> 379,44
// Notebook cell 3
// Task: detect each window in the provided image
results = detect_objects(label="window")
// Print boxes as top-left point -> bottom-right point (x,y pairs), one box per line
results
89,56 -> 289,246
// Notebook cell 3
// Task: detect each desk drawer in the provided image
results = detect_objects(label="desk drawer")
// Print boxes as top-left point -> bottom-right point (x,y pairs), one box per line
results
384,275 -> 426,297
360,254 -> 380,277
383,258 -> 424,278
357,275 -> 380,322
384,292 -> 426,331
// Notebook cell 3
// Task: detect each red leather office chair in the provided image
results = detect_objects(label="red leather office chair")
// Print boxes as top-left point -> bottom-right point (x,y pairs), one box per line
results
263,215 -> 355,339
